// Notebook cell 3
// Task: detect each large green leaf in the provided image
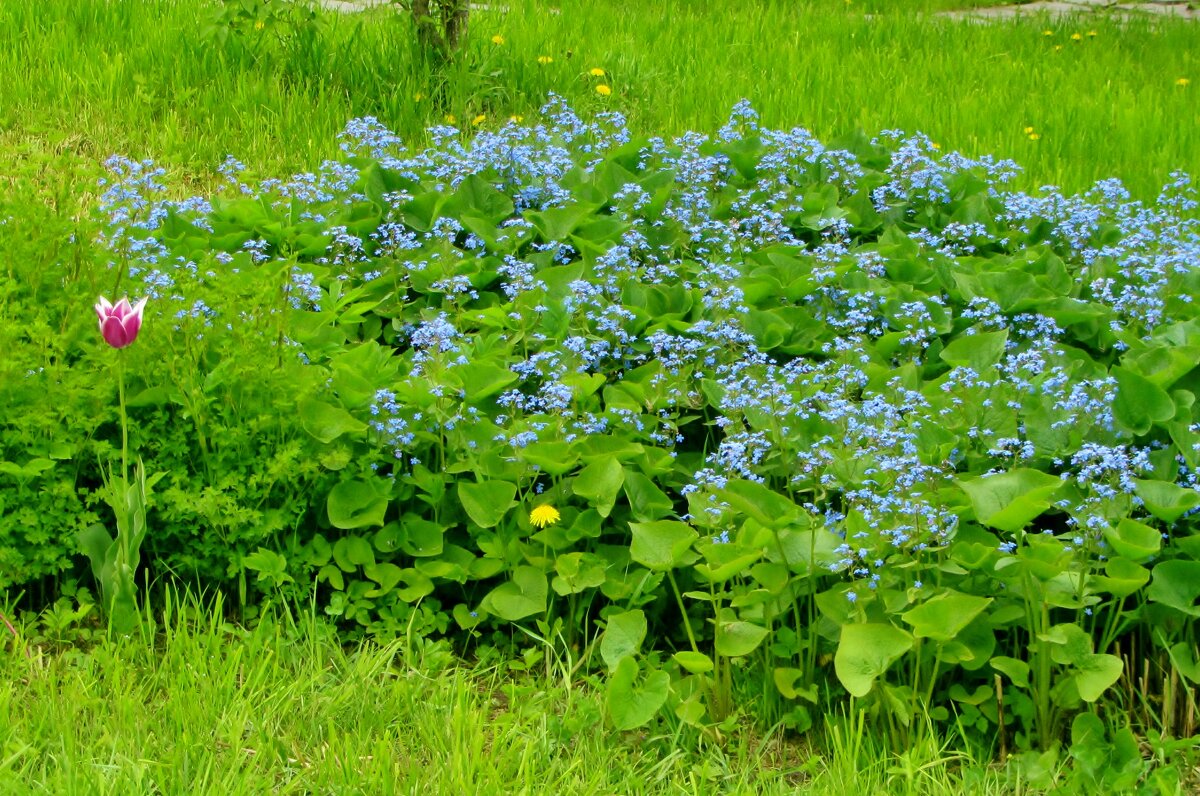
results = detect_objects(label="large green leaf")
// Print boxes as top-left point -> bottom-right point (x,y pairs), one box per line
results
715,621 -> 769,658
629,520 -> 697,571
1102,518 -> 1161,563
958,468 -> 1064,532
572,457 -> 625,518
900,590 -> 993,642
1074,654 -> 1123,702
1112,365 -> 1175,435
600,609 -> 647,670
333,535 -> 375,571
1133,479 -> 1200,524
623,471 -> 675,521
482,565 -> 547,621
1147,560 -> 1200,617
297,398 -> 366,443
458,480 -> 517,528
939,330 -> 1008,374
327,479 -> 390,529
719,479 -> 799,528
834,623 -> 913,698
605,656 -> 669,730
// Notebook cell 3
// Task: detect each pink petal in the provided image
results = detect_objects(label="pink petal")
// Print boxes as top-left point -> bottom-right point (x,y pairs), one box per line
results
131,297 -> 147,321
102,315 -> 131,348
113,297 -> 133,320
95,296 -> 113,323
121,314 -> 142,344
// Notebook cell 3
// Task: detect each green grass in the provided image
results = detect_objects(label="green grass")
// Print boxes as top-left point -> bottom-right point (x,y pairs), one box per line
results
0,0 -> 1196,199
0,593 -> 1023,794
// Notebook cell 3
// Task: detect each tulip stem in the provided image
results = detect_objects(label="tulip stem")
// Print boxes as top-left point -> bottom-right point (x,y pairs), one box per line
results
118,353 -> 129,487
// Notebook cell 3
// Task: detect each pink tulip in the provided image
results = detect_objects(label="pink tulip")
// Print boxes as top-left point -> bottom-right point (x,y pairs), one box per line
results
95,296 -> 147,349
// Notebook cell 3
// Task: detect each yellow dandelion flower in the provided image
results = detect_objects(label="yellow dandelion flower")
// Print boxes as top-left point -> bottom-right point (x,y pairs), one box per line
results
1023,126 -> 1035,134
254,20 -> 265,31
1054,45 -> 1063,52
529,505 -> 561,528
414,92 -> 424,102
596,84 -> 612,97
491,34 -> 505,45
1177,78 -> 1191,87
589,68 -> 605,77
1028,133 -> 1041,141
472,114 -> 486,126
444,113 -> 457,125
1071,33 -> 1082,42
1042,30 -> 1053,37
537,55 -> 553,65
1086,30 -> 1097,37
509,114 -> 524,123
931,142 -> 941,150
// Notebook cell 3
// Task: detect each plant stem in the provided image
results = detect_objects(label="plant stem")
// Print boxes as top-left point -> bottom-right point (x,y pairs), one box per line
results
118,352 -> 129,487
0,609 -> 29,658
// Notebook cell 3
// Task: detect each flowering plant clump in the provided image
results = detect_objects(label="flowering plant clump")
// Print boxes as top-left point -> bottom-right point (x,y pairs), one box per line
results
78,295 -> 156,634
61,96 -> 1200,745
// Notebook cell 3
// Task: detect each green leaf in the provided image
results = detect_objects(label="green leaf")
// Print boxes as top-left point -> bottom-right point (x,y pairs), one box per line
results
458,480 -> 517,528
990,656 -> 1031,688
519,441 -> 580,478
1133,479 -> 1200,524
958,468 -> 1064,532
623,471 -> 675,521
605,656 -> 669,730
327,479 -> 389,529
719,479 -> 799,528
1102,518 -> 1162,563
551,552 -> 608,595
715,621 -> 769,658
444,173 -> 515,223
1073,654 -> 1123,702
900,590 -> 993,641
362,562 -> 403,596
673,651 -> 714,674
629,520 -> 697,571
572,457 -> 625,518
1113,365 -> 1176,435
834,623 -> 913,698
600,609 -> 647,671
1092,557 -> 1151,599
297,398 -> 367,443
1042,623 -> 1093,667
1167,642 -> 1200,684
1147,560 -> 1200,617
242,548 -> 291,585
333,536 -> 375,571
939,330 -> 1008,374
482,566 -> 547,621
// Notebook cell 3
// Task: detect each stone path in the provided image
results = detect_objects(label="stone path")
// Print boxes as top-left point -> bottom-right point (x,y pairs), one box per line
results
939,0 -> 1199,22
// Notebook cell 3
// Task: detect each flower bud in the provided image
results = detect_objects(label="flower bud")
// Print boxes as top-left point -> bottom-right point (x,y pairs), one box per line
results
95,296 -> 147,349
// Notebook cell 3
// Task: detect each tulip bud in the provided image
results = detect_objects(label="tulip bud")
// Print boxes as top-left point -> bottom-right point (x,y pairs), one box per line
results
95,296 -> 147,349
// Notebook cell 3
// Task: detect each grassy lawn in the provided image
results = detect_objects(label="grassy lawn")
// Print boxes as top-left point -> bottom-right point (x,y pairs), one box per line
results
2,595 -> 1022,794
0,0 -> 1196,198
